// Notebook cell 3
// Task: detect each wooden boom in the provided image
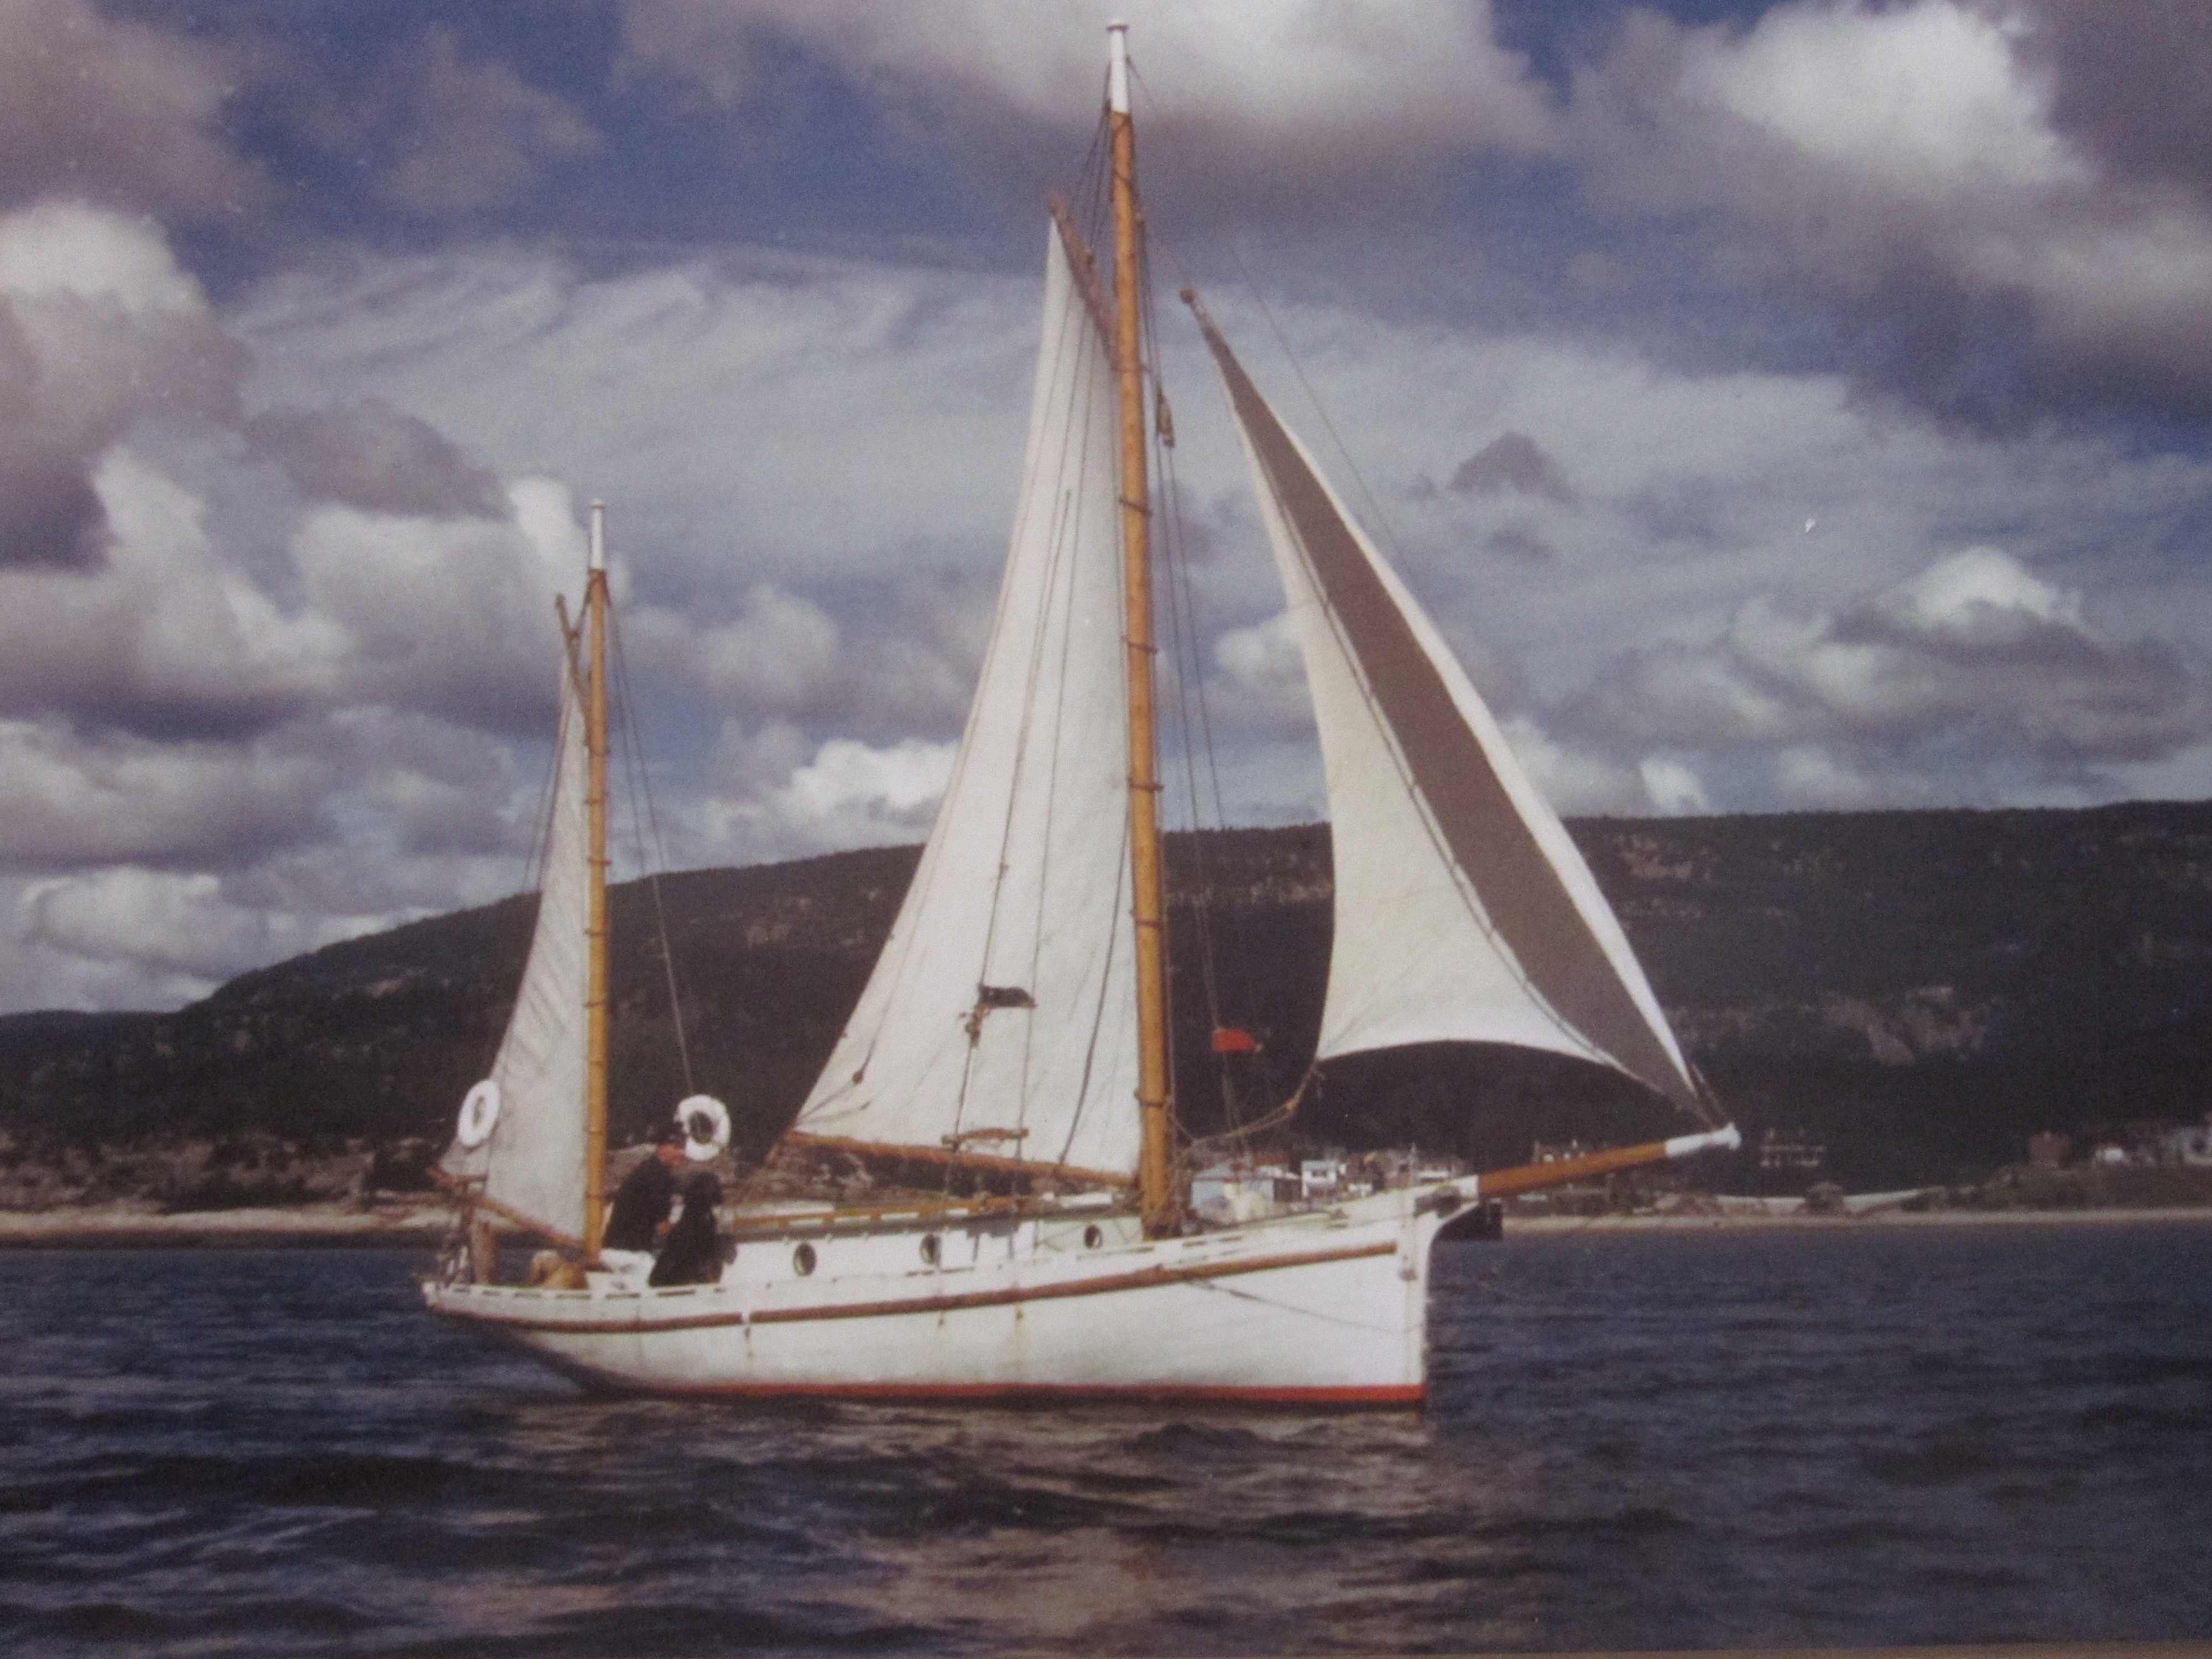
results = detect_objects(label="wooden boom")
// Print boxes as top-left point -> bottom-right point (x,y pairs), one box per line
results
1470,1125 -> 1742,1200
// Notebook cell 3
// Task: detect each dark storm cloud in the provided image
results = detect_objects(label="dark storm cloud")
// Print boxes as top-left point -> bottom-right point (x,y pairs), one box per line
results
1564,0 -> 2212,425
248,399 -> 507,519
2032,0 -> 2212,201
0,0 -> 267,218
1451,431 -> 1579,504
0,468 -> 107,570
0,304 -> 110,566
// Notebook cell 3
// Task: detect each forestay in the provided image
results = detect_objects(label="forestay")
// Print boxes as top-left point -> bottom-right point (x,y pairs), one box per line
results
792,223 -> 1140,1181
1194,318 -> 1704,1116
439,653 -> 593,1235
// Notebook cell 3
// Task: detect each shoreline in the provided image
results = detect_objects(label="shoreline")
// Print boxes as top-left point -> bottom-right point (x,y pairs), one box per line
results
0,1202 -> 454,1250
1505,1205 -> 2212,1234
2,1199 -> 2209,1249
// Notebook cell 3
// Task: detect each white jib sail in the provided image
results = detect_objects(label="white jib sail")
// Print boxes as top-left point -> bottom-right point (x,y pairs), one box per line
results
1196,320 -> 1702,1114
439,651 -> 592,1237
793,222 -> 1140,1180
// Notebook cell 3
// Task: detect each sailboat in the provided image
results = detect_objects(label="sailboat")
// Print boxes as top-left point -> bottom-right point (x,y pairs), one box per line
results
421,25 -> 1737,1404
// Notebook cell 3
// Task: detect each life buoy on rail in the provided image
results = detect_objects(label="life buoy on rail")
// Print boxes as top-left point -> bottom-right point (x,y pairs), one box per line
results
675,1093 -> 731,1162
455,1079 -> 502,1149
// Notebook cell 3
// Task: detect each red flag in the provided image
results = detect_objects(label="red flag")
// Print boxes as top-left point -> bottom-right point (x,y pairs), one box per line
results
1209,1026 -> 1259,1055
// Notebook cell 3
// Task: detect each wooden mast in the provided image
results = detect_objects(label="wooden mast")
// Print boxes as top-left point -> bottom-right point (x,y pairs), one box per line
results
1107,23 -> 1177,1234
582,502 -> 612,1257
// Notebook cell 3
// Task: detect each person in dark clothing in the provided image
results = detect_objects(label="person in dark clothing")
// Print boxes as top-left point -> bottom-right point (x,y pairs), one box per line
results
649,1172 -> 725,1287
603,1125 -> 684,1253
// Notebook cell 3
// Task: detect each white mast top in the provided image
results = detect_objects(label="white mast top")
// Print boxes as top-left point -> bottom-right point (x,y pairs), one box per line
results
1107,22 -> 1130,115
588,500 -> 606,573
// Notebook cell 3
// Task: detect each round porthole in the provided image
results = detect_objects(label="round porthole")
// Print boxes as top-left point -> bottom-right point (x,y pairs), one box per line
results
1083,1224 -> 1103,1250
792,1243 -> 817,1276
920,1233 -> 941,1266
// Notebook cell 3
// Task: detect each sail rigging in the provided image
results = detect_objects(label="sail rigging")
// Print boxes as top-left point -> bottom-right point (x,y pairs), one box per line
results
789,218 -> 1141,1182
1188,306 -> 1707,1119
437,643 -> 594,1239
421,24 -> 1741,1406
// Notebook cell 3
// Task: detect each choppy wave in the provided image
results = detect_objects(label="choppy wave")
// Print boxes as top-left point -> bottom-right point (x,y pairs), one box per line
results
1,1224 -> 2208,1655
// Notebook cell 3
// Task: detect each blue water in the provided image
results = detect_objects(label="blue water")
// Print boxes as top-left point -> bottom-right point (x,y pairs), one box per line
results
2,1222 -> 2209,1656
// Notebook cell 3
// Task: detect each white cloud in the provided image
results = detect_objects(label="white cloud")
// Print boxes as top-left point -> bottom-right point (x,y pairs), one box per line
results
688,725 -> 954,863
1496,712 -> 1663,816
88,450 -> 344,711
288,494 -> 573,731
761,734 -> 954,851
1879,545 -> 2083,639
628,583 -> 842,714
1637,756 -> 1713,817
0,204 -> 242,568
7,66 -> 2212,1022
19,867 -> 378,983
0,199 -> 210,314
1210,611 -> 1311,733
1675,1 -> 2080,203
0,718 -> 328,867
237,244 -> 1043,596
1567,545 -> 2208,800
0,697 -> 555,1009
619,0 -> 1556,176
1771,743 -> 1932,810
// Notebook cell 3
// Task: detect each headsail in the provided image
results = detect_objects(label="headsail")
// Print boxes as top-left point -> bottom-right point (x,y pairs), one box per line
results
439,649 -> 593,1236
1192,311 -> 1705,1117
791,220 -> 1140,1182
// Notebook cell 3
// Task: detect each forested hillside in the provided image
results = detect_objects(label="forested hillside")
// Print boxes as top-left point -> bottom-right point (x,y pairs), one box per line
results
4,802 -> 2210,1201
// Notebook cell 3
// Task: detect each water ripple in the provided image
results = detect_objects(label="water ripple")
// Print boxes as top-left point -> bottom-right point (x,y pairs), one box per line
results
0,1227 -> 2205,1655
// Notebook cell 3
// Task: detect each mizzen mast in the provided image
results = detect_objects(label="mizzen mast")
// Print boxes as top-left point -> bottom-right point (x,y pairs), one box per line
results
582,501 -> 612,1257
1107,23 -> 1178,1234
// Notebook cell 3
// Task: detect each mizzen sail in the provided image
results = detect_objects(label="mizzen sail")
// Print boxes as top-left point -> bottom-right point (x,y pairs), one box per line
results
439,651 -> 593,1237
791,222 -> 1140,1181
1193,314 -> 1704,1117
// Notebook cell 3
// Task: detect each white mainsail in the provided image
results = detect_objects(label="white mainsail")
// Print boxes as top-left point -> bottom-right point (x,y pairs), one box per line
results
791,222 -> 1140,1181
1193,316 -> 1704,1117
439,653 -> 593,1237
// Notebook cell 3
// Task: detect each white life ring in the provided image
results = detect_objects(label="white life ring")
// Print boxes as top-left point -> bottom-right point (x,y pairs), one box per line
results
676,1093 -> 731,1162
456,1079 -> 502,1149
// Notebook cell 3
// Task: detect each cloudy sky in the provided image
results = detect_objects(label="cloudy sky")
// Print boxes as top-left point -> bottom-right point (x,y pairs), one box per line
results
4,0 -> 2211,1013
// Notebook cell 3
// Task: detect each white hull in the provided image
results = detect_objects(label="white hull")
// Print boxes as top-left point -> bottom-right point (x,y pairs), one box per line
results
422,1185 -> 1459,1406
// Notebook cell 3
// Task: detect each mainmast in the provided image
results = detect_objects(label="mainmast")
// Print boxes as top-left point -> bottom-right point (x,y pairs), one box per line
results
582,502 -> 612,1256
1107,23 -> 1177,1234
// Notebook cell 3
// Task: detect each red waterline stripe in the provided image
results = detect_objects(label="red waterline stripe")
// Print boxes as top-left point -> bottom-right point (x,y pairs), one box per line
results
654,1380 -> 1425,1406
429,1239 -> 1397,1336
